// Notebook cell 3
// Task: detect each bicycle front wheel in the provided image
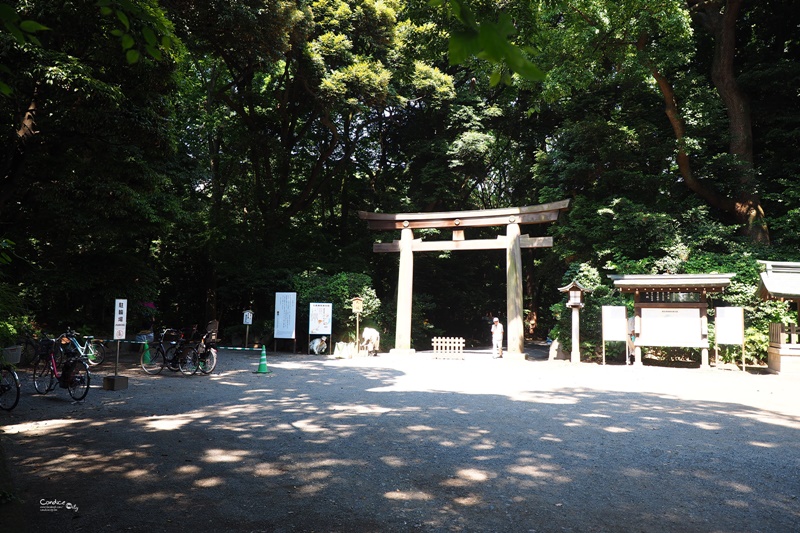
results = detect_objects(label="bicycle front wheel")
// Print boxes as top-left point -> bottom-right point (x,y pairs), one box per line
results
164,345 -> 181,371
141,345 -> 165,375
33,357 -> 55,394
0,366 -> 21,410
67,359 -> 90,401
198,347 -> 217,375
178,347 -> 199,375
86,341 -> 106,366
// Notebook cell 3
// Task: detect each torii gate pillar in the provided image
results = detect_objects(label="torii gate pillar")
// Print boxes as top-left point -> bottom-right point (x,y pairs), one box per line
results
393,227 -> 415,354
506,223 -> 524,358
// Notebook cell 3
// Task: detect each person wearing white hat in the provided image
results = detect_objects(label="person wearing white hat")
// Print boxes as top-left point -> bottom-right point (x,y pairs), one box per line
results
491,317 -> 504,359
309,336 -> 327,355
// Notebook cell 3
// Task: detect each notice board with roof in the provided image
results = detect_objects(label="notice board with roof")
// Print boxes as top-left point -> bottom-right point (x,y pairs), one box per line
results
608,274 -> 735,368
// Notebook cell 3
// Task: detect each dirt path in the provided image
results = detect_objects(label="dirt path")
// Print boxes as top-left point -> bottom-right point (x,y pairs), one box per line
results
1,349 -> 799,532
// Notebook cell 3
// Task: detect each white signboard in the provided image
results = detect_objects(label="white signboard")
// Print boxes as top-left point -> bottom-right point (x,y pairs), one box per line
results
243,310 -> 254,325
274,292 -> 297,339
114,299 -> 127,340
309,303 -> 333,335
639,307 -> 704,347
716,307 -> 744,345
602,306 -> 628,341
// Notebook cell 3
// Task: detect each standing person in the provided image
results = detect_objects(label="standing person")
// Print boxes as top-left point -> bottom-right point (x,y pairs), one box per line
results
491,317 -> 504,359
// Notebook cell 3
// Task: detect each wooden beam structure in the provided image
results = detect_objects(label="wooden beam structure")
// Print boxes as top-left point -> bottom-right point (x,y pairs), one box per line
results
373,236 -> 553,253
360,201 -> 570,357
358,200 -> 569,231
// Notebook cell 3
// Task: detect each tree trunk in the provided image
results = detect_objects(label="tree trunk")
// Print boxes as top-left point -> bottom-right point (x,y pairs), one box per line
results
0,93 -> 38,212
687,0 -> 769,242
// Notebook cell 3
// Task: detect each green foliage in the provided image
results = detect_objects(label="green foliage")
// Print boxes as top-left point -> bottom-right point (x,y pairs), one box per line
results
320,58 -> 391,107
0,319 -> 16,347
291,271 -> 382,340
0,3 -> 49,46
1,0 -> 799,363
0,239 -> 22,346
0,314 -> 37,348
410,60 -> 456,103
0,2 -> 49,94
743,326 -> 768,364
0,0 -> 180,332
431,0 -> 545,85
97,0 -> 177,63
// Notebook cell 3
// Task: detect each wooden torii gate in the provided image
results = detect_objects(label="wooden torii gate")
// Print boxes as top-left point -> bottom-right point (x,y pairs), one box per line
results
359,200 -> 570,358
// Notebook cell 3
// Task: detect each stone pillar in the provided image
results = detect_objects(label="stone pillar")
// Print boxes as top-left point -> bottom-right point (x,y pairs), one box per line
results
391,227 -> 415,354
571,306 -> 581,363
506,223 -> 524,359
700,310 -> 710,369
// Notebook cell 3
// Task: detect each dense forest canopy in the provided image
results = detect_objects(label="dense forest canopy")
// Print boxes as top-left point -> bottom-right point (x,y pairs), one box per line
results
1,0 -> 798,362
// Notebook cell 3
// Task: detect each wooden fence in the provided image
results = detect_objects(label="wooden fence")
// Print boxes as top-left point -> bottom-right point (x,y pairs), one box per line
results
769,323 -> 800,347
432,337 -> 465,359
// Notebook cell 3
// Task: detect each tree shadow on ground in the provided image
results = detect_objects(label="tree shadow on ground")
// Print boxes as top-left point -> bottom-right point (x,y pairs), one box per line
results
1,352 -> 799,532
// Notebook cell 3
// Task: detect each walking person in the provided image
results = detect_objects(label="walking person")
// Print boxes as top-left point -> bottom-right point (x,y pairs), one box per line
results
491,317 -> 504,359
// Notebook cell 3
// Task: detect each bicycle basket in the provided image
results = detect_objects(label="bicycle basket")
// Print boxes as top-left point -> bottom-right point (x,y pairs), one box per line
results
36,338 -> 55,356
162,329 -> 182,343
60,337 -> 80,357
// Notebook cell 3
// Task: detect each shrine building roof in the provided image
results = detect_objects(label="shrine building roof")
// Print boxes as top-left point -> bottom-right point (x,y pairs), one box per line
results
608,273 -> 735,293
757,261 -> 800,302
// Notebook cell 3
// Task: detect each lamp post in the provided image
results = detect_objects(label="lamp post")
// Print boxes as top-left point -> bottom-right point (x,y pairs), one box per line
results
558,281 -> 589,364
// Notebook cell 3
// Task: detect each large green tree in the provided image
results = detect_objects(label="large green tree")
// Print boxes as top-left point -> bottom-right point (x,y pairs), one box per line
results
156,0 -> 465,328
0,0 -> 179,328
528,0 -> 773,241
1,0 -> 798,352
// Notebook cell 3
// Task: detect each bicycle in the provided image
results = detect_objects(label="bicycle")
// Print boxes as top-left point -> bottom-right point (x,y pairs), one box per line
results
19,334 -> 39,366
0,361 -> 21,411
140,328 -> 199,376
196,320 -> 219,375
65,327 -> 107,366
32,335 -> 91,401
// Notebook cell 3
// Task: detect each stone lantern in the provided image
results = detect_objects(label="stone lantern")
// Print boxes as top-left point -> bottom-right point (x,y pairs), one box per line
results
559,280 -> 590,363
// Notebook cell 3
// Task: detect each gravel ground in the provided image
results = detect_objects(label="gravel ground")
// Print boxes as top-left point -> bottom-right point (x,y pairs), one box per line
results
1,346 -> 799,533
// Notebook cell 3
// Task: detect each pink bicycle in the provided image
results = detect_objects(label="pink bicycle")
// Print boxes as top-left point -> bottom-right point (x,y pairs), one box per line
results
32,334 -> 90,401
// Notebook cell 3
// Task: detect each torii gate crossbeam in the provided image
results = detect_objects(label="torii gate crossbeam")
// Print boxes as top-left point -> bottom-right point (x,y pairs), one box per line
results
359,200 -> 570,358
